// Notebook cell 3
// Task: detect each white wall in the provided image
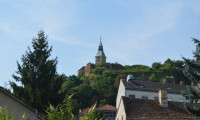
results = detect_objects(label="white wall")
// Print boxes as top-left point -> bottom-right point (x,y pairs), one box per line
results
125,90 -> 189,103
115,98 -> 126,120
0,90 -> 35,120
116,80 -> 125,108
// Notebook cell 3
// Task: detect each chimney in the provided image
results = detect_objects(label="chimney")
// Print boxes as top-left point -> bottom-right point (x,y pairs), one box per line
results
191,82 -> 195,86
180,81 -> 185,85
159,88 -> 168,107
127,75 -> 133,82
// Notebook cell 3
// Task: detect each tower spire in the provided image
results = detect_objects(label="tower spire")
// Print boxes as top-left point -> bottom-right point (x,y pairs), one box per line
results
95,37 -> 106,64
99,35 -> 102,46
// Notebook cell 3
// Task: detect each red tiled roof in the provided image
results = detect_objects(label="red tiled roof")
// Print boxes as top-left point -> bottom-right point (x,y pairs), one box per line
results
96,104 -> 117,111
121,96 -> 195,120
79,107 -> 90,117
79,104 -> 117,117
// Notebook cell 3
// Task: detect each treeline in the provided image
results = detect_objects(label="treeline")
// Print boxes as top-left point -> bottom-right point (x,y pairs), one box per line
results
9,30 -> 188,117
76,59 -> 188,108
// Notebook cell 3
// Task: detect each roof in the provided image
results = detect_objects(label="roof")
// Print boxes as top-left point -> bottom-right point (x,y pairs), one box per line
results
0,86 -> 35,112
96,51 -> 106,57
96,104 -> 117,111
99,40 -> 102,46
79,104 -> 117,117
122,79 -> 187,94
96,40 -> 106,57
79,107 -> 90,117
121,96 -> 194,119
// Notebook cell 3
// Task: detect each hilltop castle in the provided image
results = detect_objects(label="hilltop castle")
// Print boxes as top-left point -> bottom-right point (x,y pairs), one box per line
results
78,38 -> 107,76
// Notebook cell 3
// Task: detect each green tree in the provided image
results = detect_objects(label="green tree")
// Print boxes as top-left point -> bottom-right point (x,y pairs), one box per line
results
148,73 -> 162,82
10,30 -> 65,111
61,75 -> 82,94
152,62 -> 162,70
114,75 -> 126,88
69,84 -> 96,109
182,38 -> 200,119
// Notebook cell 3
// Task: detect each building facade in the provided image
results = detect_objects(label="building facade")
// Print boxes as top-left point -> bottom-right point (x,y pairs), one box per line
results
116,75 -> 189,108
0,86 -> 36,120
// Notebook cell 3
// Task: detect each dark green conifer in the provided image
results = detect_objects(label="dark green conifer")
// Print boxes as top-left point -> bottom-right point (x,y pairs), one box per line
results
10,30 -> 64,111
182,38 -> 200,119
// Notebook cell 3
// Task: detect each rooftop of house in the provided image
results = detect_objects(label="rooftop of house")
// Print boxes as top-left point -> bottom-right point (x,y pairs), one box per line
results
79,104 -> 117,117
96,104 -> 117,111
122,79 -> 187,94
121,96 -> 195,119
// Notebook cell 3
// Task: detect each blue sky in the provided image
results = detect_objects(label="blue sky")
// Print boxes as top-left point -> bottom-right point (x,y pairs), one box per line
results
0,0 -> 200,87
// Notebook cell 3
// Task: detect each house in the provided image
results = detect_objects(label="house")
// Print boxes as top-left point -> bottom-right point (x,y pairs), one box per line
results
116,96 -> 194,120
0,86 -> 36,120
79,104 -> 117,120
116,75 -> 188,108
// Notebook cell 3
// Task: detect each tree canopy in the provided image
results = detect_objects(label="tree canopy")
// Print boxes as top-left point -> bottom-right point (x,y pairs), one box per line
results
10,30 -> 65,111
182,38 -> 200,119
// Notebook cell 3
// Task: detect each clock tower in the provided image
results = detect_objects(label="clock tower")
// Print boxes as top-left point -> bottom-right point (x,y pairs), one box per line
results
95,38 -> 106,64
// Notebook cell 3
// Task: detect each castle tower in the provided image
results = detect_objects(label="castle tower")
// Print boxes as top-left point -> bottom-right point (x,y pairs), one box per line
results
95,38 -> 106,64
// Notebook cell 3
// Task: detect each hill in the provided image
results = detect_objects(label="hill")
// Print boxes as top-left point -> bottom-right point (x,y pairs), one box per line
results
61,58 -> 188,109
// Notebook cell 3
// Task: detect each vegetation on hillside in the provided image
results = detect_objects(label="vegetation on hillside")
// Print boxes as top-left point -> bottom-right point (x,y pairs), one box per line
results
7,30 -> 191,119
73,59 -> 187,107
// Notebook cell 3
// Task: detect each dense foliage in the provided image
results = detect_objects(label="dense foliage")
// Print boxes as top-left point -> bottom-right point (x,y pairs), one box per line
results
7,30 -> 190,118
182,38 -> 200,119
75,59 -> 187,108
0,107 -> 13,120
45,95 -> 77,120
10,31 -> 66,111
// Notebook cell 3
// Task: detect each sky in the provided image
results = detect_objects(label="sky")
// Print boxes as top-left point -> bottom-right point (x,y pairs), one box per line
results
0,0 -> 200,87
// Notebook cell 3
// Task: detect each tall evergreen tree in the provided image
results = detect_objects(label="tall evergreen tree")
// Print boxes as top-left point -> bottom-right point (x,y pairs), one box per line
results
182,38 -> 200,119
10,30 -> 65,111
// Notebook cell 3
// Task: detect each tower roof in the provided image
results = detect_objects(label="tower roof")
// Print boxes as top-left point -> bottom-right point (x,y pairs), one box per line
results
96,51 -> 106,57
99,38 -> 102,46
96,38 -> 106,57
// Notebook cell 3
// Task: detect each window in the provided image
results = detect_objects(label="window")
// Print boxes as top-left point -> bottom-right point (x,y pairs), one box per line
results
141,96 -> 148,99
178,98 -> 184,102
154,96 -> 158,100
168,97 -> 173,101
129,95 -> 135,98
